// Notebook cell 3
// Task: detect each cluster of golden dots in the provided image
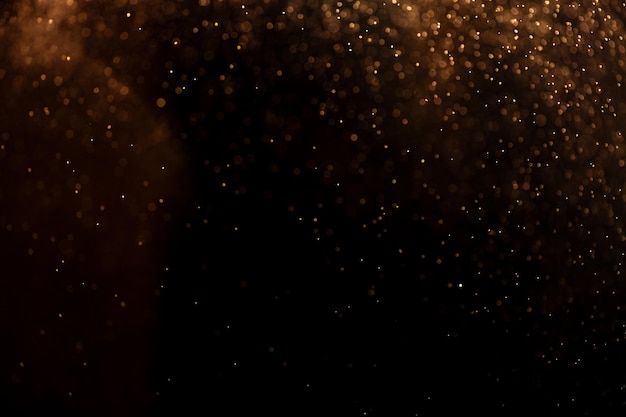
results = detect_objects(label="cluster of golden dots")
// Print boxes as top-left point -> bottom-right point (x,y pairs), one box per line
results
5,0 -> 626,414
0,0 -> 185,408
180,0 -> 626,404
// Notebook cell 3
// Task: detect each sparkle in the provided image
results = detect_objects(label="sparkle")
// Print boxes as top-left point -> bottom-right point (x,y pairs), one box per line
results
4,0 -> 626,415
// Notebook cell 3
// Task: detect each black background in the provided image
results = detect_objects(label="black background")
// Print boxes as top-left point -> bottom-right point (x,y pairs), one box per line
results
3,0 -> 626,416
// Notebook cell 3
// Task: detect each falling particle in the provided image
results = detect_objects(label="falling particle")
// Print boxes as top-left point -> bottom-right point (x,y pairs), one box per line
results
156,98 -> 167,108
535,114 -> 547,127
